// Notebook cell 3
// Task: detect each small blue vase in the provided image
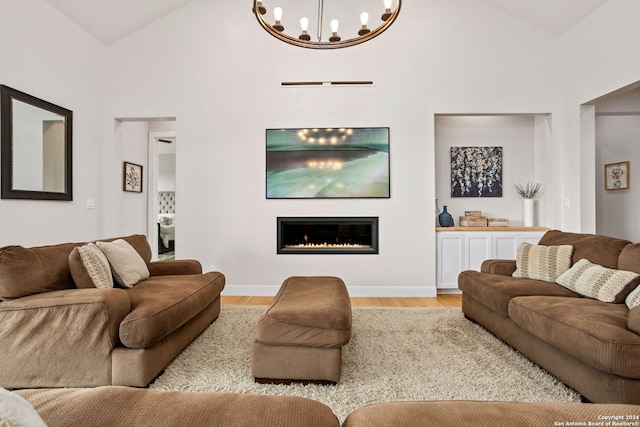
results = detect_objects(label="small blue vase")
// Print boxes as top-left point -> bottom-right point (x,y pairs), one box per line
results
438,205 -> 454,227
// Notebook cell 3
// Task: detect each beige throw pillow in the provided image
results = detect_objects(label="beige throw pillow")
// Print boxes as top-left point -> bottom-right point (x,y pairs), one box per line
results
512,243 -> 574,282
96,239 -> 150,288
69,243 -> 114,289
627,285 -> 640,309
556,258 -> 640,303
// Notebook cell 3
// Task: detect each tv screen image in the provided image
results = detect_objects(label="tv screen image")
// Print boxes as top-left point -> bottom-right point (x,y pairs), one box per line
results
266,127 -> 390,198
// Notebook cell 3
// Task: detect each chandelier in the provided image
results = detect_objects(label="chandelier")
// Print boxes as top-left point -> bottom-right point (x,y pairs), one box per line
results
253,0 -> 401,49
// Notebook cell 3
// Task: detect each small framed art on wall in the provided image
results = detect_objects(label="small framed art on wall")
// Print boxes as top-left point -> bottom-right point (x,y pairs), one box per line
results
604,161 -> 629,190
123,162 -> 143,193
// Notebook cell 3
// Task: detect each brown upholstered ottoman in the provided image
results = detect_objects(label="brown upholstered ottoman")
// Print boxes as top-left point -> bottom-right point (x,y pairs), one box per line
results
252,276 -> 352,384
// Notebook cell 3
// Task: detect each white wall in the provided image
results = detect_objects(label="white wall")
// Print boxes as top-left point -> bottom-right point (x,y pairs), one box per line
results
435,115 -> 547,227
102,0 -> 562,296
0,0 -> 105,246
105,121 -> 150,238
595,115 -> 640,241
559,0 -> 640,233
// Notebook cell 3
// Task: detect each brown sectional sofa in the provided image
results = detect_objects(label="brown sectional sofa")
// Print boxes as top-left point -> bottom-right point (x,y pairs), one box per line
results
459,230 -> 640,404
8,387 -> 640,427
0,235 -> 225,388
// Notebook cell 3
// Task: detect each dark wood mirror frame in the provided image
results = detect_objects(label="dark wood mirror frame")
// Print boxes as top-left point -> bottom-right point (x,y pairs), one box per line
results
1,85 -> 73,201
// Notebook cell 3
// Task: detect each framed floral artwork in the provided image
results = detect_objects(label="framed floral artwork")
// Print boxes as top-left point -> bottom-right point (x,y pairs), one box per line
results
451,146 -> 503,197
605,161 -> 629,190
123,161 -> 143,193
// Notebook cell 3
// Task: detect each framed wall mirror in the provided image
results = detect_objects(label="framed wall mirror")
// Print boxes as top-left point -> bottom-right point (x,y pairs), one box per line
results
1,85 -> 72,200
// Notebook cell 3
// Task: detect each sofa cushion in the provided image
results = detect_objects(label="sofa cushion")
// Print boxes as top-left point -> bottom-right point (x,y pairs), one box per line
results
119,272 -> 225,348
458,270 -> 580,316
555,259 -> 640,303
15,387 -> 339,427
629,307 -> 640,335
512,243 -> 573,282
538,230 -> 631,269
96,240 -> 150,288
508,296 -> 640,378
69,243 -> 114,289
619,243 -> 640,274
342,401 -> 640,427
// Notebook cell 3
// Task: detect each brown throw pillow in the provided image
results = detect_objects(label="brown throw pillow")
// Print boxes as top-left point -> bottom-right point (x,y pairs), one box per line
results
69,243 -> 114,289
512,243 -> 574,282
556,258 -> 640,303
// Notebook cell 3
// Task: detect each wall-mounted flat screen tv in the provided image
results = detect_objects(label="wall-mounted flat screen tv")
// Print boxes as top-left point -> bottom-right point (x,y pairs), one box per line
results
266,127 -> 390,198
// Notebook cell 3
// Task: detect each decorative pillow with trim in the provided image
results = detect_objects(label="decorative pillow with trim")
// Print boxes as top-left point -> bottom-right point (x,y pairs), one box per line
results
512,243 -> 574,282
0,387 -> 47,427
96,239 -> 150,288
626,284 -> 640,309
69,243 -> 114,289
556,258 -> 640,303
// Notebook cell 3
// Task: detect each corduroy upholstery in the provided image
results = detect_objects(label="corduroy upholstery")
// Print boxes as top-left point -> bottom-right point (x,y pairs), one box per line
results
343,401 -> 640,427
253,276 -> 352,383
14,387 -> 340,427
459,229 -> 640,404
0,235 -> 225,388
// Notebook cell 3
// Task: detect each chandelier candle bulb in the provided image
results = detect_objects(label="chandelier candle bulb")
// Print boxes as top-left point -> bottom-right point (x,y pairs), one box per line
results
330,19 -> 341,42
359,12 -> 371,35
273,7 -> 284,31
299,17 -> 311,40
254,0 -> 266,15
382,0 -> 393,20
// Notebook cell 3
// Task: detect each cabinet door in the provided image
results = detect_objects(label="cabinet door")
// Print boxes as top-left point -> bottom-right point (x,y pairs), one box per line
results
492,233 -> 520,260
465,233 -> 492,272
436,233 -> 465,289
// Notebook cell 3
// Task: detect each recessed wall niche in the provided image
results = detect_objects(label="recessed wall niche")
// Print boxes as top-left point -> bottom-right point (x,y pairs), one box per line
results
434,114 -> 551,227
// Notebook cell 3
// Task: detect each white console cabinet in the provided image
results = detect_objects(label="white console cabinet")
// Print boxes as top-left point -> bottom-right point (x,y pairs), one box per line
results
436,227 -> 549,291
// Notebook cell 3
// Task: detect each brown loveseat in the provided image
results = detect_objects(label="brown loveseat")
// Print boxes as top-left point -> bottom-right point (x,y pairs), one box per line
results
459,230 -> 640,404
0,235 -> 225,388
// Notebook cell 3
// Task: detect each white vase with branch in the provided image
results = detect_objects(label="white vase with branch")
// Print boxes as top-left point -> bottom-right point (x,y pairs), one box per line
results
514,182 -> 541,227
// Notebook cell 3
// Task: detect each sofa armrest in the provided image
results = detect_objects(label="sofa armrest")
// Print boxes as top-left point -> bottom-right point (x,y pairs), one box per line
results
148,259 -> 202,276
0,288 -> 131,387
481,259 -> 517,276
629,306 -> 640,335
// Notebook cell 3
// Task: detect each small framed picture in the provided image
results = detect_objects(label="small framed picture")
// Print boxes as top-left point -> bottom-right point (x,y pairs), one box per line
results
123,162 -> 143,193
604,161 -> 630,190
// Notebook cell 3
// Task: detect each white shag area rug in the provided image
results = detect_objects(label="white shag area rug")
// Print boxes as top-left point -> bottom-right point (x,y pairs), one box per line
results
151,305 -> 580,422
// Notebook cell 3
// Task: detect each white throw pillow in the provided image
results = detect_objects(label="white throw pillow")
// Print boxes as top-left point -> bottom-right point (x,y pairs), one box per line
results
0,387 -> 47,427
556,258 -> 640,304
512,243 -> 574,282
96,239 -> 150,288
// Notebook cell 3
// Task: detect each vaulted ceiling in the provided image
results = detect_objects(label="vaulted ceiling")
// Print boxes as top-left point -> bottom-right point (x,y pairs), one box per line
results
44,0 -> 611,45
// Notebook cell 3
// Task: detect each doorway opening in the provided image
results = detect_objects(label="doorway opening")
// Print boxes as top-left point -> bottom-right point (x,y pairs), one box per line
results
149,128 -> 176,260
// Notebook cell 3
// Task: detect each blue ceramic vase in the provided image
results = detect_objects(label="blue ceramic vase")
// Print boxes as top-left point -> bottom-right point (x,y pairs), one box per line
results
438,205 -> 454,227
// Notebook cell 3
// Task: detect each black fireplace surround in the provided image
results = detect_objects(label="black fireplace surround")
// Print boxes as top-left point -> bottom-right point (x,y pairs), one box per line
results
277,217 -> 379,254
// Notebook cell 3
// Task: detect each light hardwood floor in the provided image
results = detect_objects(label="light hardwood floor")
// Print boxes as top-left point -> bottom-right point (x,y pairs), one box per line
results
221,294 -> 462,308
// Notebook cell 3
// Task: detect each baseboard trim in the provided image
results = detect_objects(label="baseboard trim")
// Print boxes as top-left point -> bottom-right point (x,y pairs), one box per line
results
222,285 -> 437,298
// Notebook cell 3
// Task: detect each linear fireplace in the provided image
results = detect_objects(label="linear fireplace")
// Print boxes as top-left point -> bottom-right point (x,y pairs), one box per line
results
277,217 -> 379,254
